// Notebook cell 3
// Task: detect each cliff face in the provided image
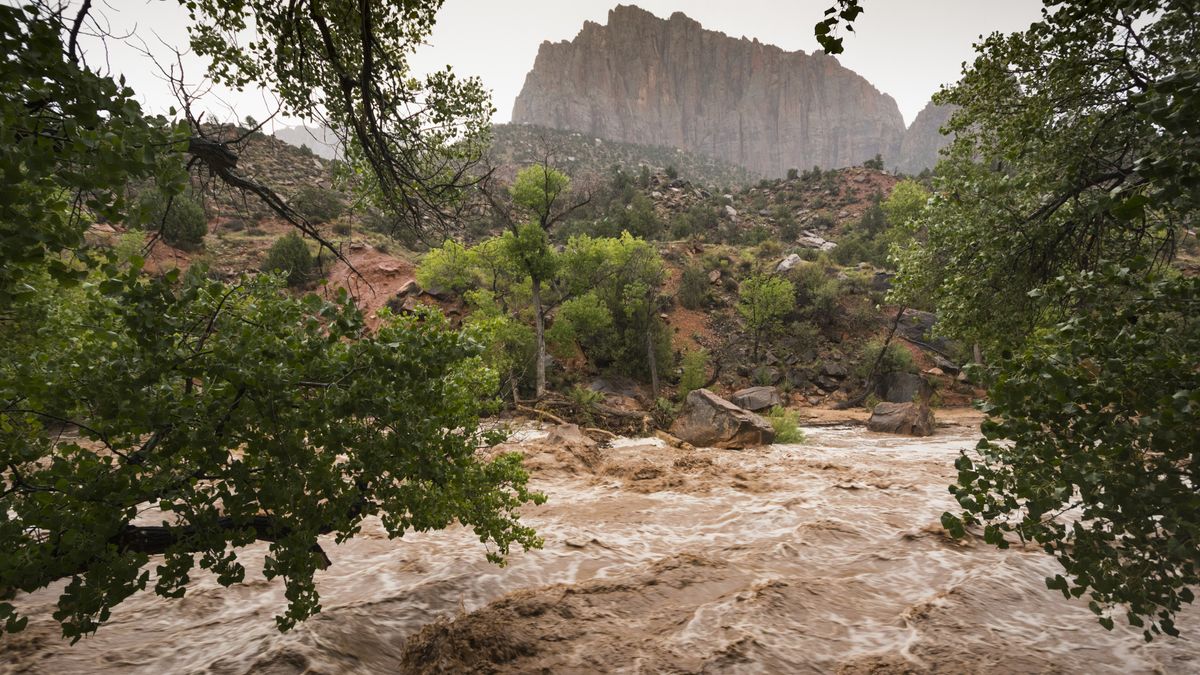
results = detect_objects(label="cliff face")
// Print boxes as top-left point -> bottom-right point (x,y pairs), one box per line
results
511,5 -> 906,177
895,101 -> 956,174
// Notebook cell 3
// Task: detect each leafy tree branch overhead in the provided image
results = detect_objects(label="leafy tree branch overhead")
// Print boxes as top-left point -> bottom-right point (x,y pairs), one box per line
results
0,0 -> 539,641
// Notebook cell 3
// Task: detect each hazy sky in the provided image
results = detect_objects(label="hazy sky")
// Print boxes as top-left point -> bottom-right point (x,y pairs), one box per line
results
83,1 -> 1045,129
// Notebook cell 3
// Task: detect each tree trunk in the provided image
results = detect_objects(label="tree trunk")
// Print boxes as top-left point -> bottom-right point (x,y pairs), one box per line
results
973,343 -> 983,365
645,326 -> 660,399
532,276 -> 547,399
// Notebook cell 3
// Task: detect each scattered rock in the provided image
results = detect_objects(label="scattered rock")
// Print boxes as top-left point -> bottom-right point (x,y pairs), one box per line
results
396,279 -> 421,297
867,402 -> 935,436
796,232 -> 837,250
708,269 -> 722,283
724,205 -> 738,219
820,362 -> 849,379
730,386 -> 783,412
815,376 -> 841,392
776,253 -> 803,273
669,389 -> 775,449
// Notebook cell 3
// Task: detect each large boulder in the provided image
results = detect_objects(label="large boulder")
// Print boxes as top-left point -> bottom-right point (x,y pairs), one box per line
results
820,362 -> 849,379
880,372 -> 931,404
730,386 -> 783,412
775,253 -> 803,273
670,389 -> 776,449
867,402 -> 935,437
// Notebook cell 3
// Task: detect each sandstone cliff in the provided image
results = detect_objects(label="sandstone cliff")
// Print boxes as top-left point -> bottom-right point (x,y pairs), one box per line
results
512,5 -> 906,177
895,100 -> 956,174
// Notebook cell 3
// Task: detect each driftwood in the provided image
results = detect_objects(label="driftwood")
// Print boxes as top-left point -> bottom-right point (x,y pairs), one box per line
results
516,404 -> 568,425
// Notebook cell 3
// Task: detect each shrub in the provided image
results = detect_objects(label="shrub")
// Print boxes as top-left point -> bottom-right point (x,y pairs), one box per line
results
678,349 -> 708,398
785,320 -> 821,355
140,192 -> 207,250
855,338 -> 916,378
292,186 -> 346,224
679,265 -> 709,310
764,406 -> 805,443
649,397 -> 677,430
332,221 -> 351,236
567,385 -> 605,424
665,165 -> 679,180
264,232 -> 315,287
786,168 -> 799,180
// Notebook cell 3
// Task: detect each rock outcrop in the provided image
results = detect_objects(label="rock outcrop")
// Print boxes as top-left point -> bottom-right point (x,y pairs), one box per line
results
895,101 -> 956,174
670,389 -> 775,448
512,5 -> 906,177
867,401 -> 935,436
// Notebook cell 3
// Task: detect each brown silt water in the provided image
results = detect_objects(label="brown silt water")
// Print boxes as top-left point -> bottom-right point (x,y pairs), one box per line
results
3,421 -> 1197,673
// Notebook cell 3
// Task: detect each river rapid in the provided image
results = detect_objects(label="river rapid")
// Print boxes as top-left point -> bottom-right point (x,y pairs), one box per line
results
3,420 -> 1198,673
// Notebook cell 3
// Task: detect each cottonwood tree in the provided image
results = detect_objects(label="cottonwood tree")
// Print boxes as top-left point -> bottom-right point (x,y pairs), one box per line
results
480,161 -> 591,398
0,0 -> 540,640
418,232 -> 667,397
878,0 -> 1200,638
737,274 -> 795,363
552,233 -> 668,396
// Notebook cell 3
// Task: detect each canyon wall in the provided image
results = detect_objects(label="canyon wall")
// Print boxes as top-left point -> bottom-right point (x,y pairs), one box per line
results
512,5 -> 908,177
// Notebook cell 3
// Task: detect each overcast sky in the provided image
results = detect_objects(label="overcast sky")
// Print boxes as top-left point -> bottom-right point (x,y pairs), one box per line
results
84,1 -> 1045,129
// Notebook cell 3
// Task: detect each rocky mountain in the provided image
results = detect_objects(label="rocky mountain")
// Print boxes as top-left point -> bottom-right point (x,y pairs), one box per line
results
895,101 -> 956,174
273,124 -> 341,160
512,5 -> 907,177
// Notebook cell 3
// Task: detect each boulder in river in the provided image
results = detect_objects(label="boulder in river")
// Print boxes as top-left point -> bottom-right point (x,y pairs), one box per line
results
730,386 -> 782,412
880,372 -> 931,404
867,401 -> 935,437
670,389 -> 776,449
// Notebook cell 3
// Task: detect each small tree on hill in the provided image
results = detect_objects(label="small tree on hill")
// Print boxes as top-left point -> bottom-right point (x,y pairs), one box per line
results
738,274 -> 795,362
265,232 -> 315,287
292,186 -> 346,225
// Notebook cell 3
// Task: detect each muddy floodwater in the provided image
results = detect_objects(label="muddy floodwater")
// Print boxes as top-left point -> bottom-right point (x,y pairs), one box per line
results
3,421 -> 1198,673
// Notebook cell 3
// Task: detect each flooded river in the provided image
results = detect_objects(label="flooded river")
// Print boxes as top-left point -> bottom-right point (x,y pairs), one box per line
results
3,421 -> 1197,673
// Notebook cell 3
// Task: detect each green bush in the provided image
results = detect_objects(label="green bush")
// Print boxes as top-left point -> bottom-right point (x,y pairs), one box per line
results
679,265 -> 709,309
568,385 -> 604,424
678,349 -> 708,398
264,232 -> 315,287
139,192 -> 207,250
764,406 -> 805,443
292,186 -> 346,224
855,338 -> 916,378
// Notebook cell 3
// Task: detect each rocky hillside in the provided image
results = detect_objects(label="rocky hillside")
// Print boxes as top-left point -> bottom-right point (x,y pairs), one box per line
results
488,123 -> 756,187
512,5 -> 907,177
270,122 -> 756,187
